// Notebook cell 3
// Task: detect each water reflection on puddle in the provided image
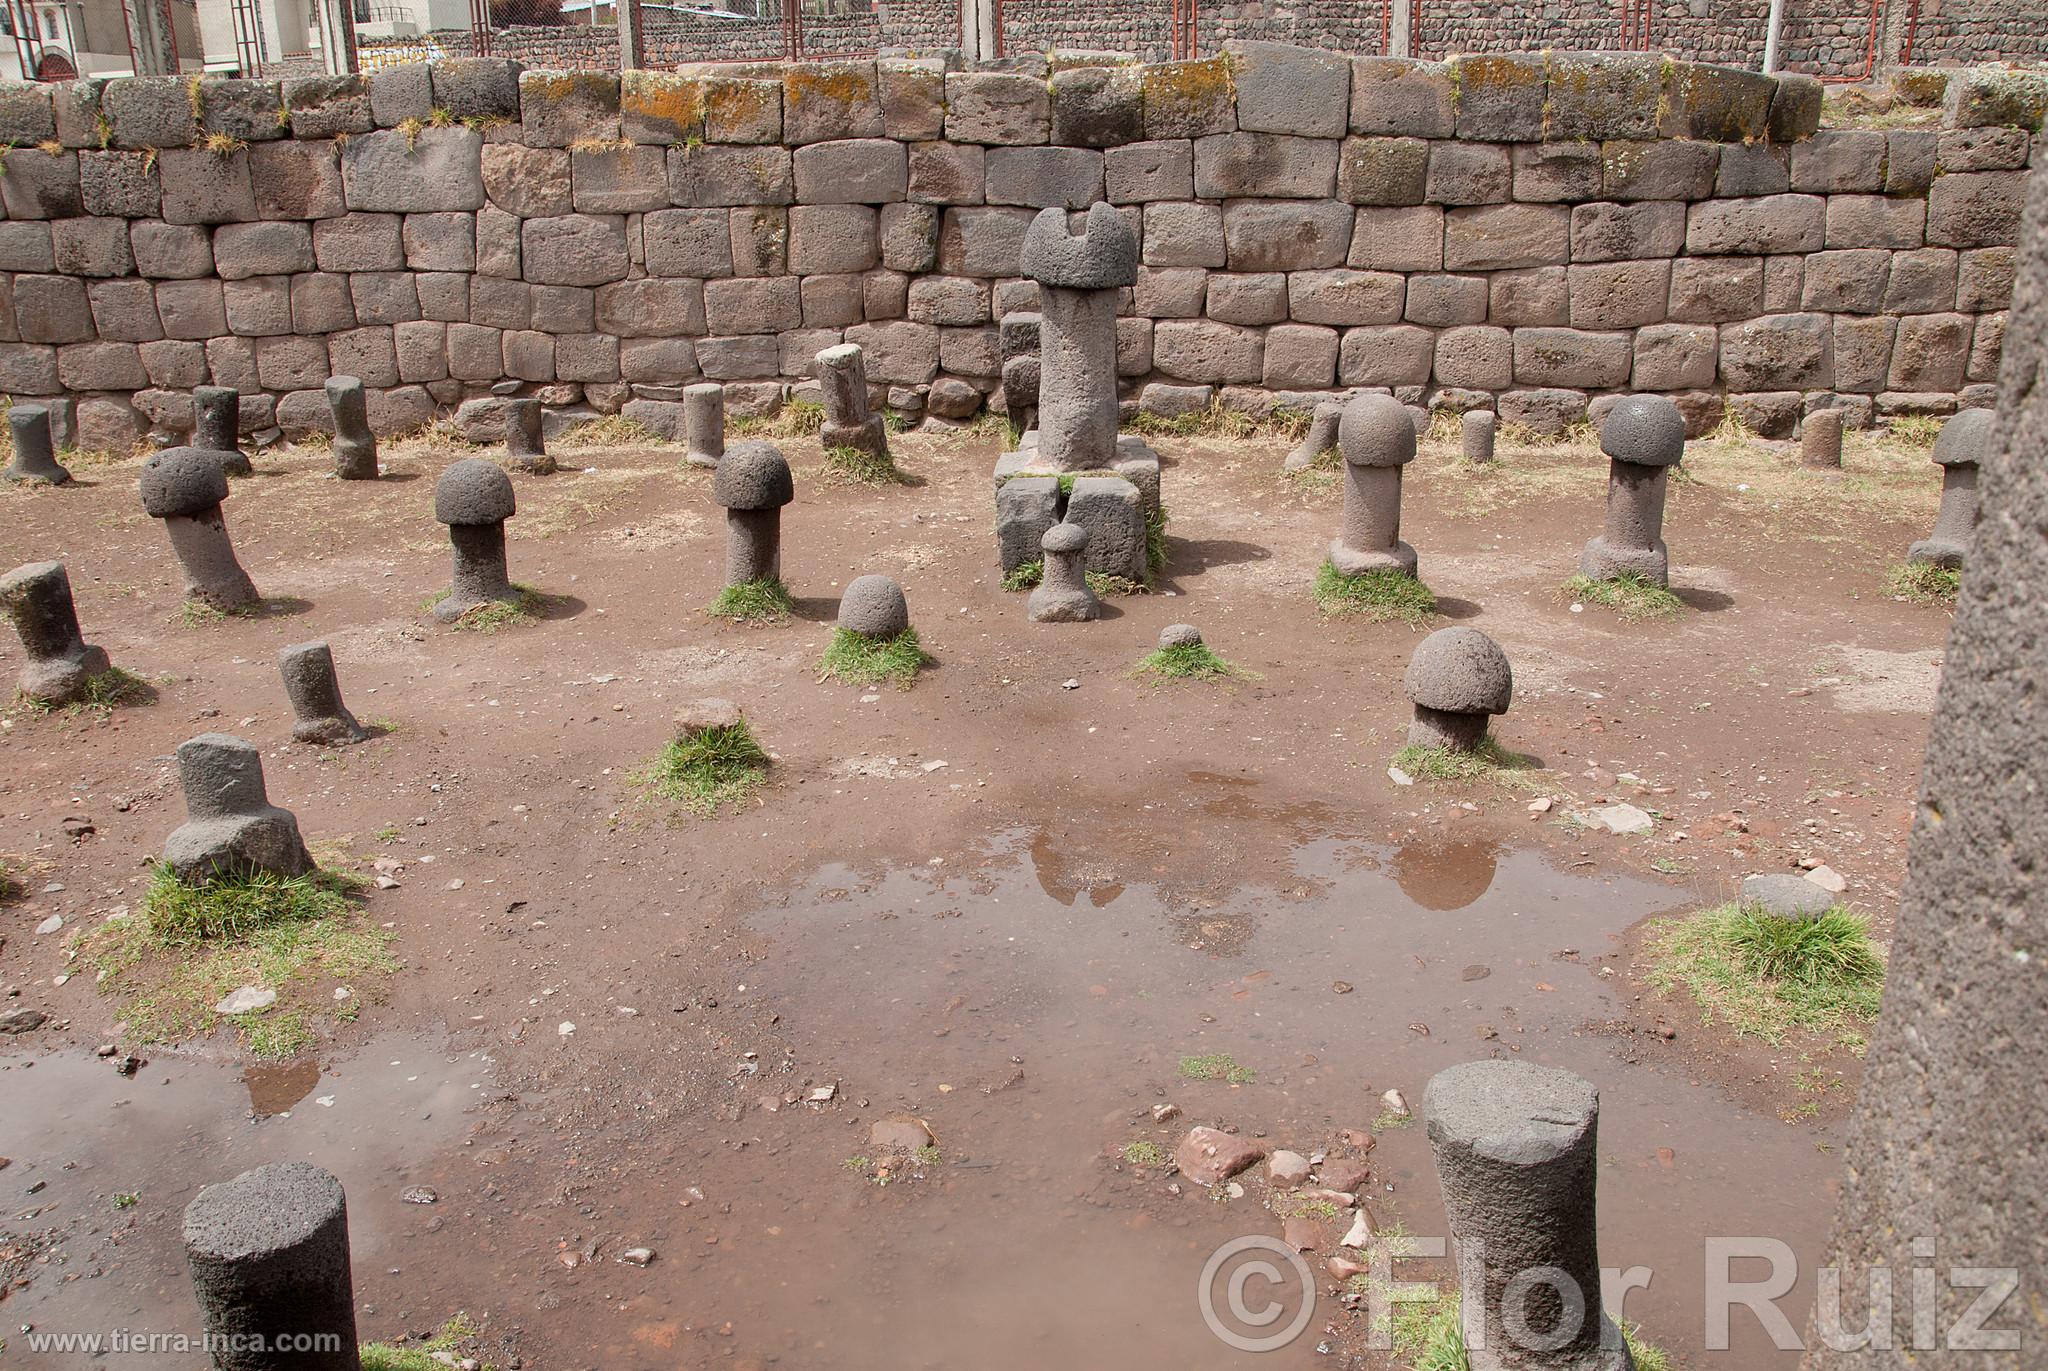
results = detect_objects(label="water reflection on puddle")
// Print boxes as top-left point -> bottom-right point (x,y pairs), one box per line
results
0,1035 -> 492,1363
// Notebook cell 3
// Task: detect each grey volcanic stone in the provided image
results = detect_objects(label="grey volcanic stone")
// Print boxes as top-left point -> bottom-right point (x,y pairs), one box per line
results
1405,626 -> 1512,751
183,1160 -> 357,1371
683,382 -> 724,471
714,440 -> 795,511
4,404 -> 70,485
838,573 -> 910,638
0,561 -> 111,706
1462,410 -> 1497,463
1741,872 -> 1836,920
1283,398 -> 1342,471
1583,395 -> 1684,586
1423,1060 -> 1629,1371
815,343 -> 888,461
433,458 -> 518,623
1028,521 -> 1100,623
715,440 -> 793,585
193,386 -> 254,478
163,734 -> 315,882
1019,202 -> 1138,290
502,398 -> 554,476
1330,392 -> 1418,578
1160,623 -> 1203,649
278,641 -> 367,746
1909,407 -> 1992,568
1600,394 -> 1686,467
327,376 -> 377,480
1801,408 -> 1844,469
1802,162 -> 2048,1368
140,447 -> 259,611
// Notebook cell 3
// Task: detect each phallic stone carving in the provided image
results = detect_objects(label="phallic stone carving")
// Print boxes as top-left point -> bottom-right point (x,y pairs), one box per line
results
0,560 -> 112,706
163,733 -> 315,882
1028,522 -> 1100,623
278,641 -> 368,746
326,376 -> 378,481
1463,409 -> 1497,463
502,396 -> 555,475
683,381 -> 724,471
1284,398 -> 1343,471
192,385 -> 254,478
1404,626 -> 1512,752
1330,392 -> 1420,577
815,343 -> 889,461
1581,394 -> 1685,586
713,440 -> 794,585
1907,406 -> 1993,569
1800,407 -> 1842,469
432,457 -> 519,623
4,404 -> 70,485
139,446 -> 261,612
184,1161 -> 359,1371
1019,202 -> 1137,472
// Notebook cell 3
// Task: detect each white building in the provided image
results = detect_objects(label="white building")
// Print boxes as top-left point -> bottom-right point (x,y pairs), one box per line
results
3,0 -> 204,80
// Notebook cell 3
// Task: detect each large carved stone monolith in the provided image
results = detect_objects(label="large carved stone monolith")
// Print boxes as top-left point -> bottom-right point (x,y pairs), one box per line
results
4,404 -> 70,485
0,561 -> 112,706
1581,394 -> 1684,587
683,381 -> 724,470
184,1161 -> 358,1371
1905,407 -> 1992,569
193,385 -> 253,478
1019,203 -> 1134,472
815,344 -> 889,461
432,458 -> 518,624
1801,168 -> 2048,1371
163,733 -> 314,881
1425,1060 -> 1633,1371
713,440 -> 794,585
1329,392 -> 1419,577
139,447 -> 261,612
327,376 -> 378,480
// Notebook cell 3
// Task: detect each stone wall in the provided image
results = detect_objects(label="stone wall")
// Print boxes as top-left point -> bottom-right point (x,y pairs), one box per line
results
0,50 -> 2036,453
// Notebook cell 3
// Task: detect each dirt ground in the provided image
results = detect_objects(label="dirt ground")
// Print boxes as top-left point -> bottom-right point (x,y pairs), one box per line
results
0,414 -> 1953,1369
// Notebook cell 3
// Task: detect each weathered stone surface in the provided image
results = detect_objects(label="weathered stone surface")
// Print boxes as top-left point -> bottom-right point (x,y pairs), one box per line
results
783,63 -> 884,144
1633,323 -> 1718,391
283,74 -> 372,139
1544,53 -> 1661,141
1049,66 -> 1143,148
432,58 -> 522,123
569,145 -> 666,214
1513,327 -> 1632,388
1685,194 -> 1825,255
945,72 -> 1051,146
1571,200 -> 1685,262
1603,138 -> 1718,201
1152,319 -> 1263,383
669,144 -> 794,208
80,150 -> 161,218
1443,203 -> 1569,270
1720,312 -> 1833,390
1141,58 -> 1236,140
1433,325 -> 1512,388
795,138 -> 908,204
520,214 -> 627,287
339,128 -> 484,213
1221,200 -> 1353,271
1451,54 -> 1546,142
1337,325 -> 1433,386
1227,41 -> 1349,138
520,71 -> 620,147
986,146 -> 1104,209
1350,57 -> 1454,137
1336,136 -> 1428,206
1511,140 -> 1602,202
1927,171 -> 2026,249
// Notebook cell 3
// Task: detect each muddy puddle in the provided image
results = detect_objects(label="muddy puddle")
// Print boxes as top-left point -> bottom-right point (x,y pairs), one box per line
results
579,819 -> 1843,1368
0,1035 -> 493,1365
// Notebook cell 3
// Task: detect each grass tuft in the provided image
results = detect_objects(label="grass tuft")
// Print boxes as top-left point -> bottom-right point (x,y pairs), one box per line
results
1179,1052 -> 1255,1084
821,443 -> 905,486
1646,902 -> 1886,1047
1391,736 -> 1535,783
819,626 -> 931,688
1887,561 -> 1960,604
1121,1140 -> 1171,1167
1562,573 -> 1683,621
423,584 -> 545,633
361,1315 -> 482,1371
731,398 -> 825,439
1134,640 -> 1247,683
1395,1286 -> 1668,1371
708,576 -> 793,624
1087,570 -> 1148,596
202,131 -> 247,156
85,862 -> 393,1060
1146,505 -> 1170,573
1125,400 -> 1312,441
635,721 -> 770,817
1001,559 -> 1042,592
16,666 -> 154,718
563,413 -> 663,447
1314,562 -> 1437,624
1886,413 -> 1943,447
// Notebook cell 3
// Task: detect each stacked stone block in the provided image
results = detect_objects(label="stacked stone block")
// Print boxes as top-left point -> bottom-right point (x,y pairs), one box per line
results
0,52 -> 2027,449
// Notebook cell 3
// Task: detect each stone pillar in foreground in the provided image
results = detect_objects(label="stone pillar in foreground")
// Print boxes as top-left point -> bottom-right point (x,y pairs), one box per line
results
1019,203 -> 1135,471
1329,392 -> 1419,577
1800,408 -> 1843,470
1906,407 -> 1992,569
1800,159 -> 2048,1371
1425,1060 -> 1632,1371
139,448 -> 261,612
432,458 -> 518,623
816,343 -> 889,460
1581,394 -> 1684,587
184,1161 -> 358,1371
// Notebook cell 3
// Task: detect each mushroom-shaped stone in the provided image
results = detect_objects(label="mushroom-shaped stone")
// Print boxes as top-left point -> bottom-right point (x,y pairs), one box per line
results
0,560 -> 111,706
1329,393 -> 1419,577
503,397 -> 555,475
1028,521 -> 1101,623
183,1161 -> 359,1370
1582,393 -> 1685,586
838,574 -> 909,638
1017,203 -> 1135,474
1159,623 -> 1203,649
163,733 -> 315,882
683,381 -> 725,471
713,440 -> 794,586
140,447 -> 260,611
5,404 -> 71,485
278,641 -> 368,746
1404,626 -> 1512,752
327,376 -> 378,481
432,458 -> 519,623
192,385 -> 253,478
1909,407 -> 1993,569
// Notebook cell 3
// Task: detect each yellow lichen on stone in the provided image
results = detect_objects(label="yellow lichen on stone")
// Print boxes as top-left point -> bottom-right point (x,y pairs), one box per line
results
1454,54 -> 1542,95
622,70 -> 704,141
1139,56 -> 1234,130
704,77 -> 777,139
785,65 -> 876,110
